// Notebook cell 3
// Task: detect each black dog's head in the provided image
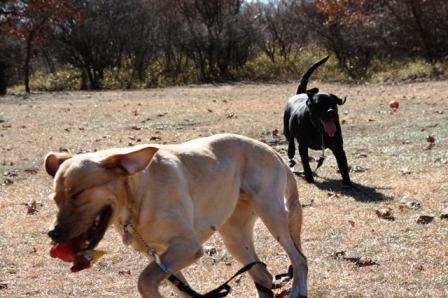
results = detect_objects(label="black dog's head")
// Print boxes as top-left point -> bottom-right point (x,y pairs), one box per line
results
306,90 -> 346,137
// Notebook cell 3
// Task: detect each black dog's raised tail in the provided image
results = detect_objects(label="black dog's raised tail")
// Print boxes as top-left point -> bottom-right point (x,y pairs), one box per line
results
296,55 -> 330,95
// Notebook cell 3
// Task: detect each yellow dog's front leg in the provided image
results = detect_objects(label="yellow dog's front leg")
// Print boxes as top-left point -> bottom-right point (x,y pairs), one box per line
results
137,237 -> 204,298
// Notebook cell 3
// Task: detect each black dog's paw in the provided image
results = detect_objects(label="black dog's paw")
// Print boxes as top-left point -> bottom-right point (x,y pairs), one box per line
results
289,159 -> 297,168
305,174 -> 315,183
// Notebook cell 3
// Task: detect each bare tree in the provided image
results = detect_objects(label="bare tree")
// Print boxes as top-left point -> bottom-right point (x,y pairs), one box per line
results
175,0 -> 253,80
252,0 -> 308,62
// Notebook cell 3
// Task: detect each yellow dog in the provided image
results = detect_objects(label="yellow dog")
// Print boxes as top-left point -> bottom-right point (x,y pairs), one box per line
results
45,133 -> 308,297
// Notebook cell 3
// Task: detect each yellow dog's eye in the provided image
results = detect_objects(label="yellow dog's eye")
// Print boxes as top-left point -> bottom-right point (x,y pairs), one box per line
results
71,190 -> 83,201
65,187 -> 83,201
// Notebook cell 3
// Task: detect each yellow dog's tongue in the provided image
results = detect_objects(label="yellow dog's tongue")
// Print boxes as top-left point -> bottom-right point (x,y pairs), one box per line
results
322,120 -> 336,137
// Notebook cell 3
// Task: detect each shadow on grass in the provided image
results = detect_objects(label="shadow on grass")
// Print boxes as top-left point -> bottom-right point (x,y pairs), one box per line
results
294,172 -> 391,203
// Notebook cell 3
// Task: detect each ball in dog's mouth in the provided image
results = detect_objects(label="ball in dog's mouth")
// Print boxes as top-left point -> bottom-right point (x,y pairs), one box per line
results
321,119 -> 337,137
49,205 -> 112,271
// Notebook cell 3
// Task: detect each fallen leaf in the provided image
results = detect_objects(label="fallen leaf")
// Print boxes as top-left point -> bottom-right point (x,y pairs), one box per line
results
204,245 -> 217,256
3,179 -> 14,186
355,258 -> 379,267
274,288 -> 291,298
332,251 -> 346,258
375,207 -> 393,219
414,265 -> 424,272
399,201 -> 421,210
400,168 -> 411,175
301,199 -> 314,208
417,215 -> 434,224
25,168 -> 38,175
23,200 -> 41,214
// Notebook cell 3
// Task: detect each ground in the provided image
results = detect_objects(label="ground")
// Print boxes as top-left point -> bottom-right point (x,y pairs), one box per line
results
0,80 -> 447,297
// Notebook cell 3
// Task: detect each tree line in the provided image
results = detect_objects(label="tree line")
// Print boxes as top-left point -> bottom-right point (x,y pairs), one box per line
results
1,0 -> 447,95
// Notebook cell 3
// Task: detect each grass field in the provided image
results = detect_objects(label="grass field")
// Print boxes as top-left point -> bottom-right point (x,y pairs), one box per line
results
1,80 -> 447,297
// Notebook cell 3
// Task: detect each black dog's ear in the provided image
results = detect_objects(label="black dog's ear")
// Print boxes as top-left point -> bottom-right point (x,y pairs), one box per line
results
306,88 -> 319,95
332,95 -> 346,105
306,91 -> 315,106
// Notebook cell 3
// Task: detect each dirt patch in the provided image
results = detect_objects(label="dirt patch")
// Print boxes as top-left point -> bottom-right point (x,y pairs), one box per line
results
1,81 -> 447,297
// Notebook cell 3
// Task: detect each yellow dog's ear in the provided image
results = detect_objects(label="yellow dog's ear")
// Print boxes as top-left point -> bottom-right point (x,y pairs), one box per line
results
45,152 -> 74,177
100,146 -> 159,175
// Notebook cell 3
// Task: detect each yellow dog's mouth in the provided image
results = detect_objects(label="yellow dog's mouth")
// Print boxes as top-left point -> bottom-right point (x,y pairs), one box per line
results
82,205 -> 113,250
50,206 -> 113,263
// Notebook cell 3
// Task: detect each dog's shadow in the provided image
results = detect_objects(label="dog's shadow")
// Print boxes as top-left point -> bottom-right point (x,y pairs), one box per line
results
294,172 -> 390,202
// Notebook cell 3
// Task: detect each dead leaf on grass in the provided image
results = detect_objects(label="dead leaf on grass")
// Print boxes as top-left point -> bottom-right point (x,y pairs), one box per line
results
24,168 -> 38,175
375,207 -> 394,220
3,178 -> 14,186
400,168 -> 411,175
399,201 -> 421,210
351,165 -> 368,172
327,192 -> 340,199
355,258 -> 380,267
23,200 -> 42,215
417,215 -> 434,224
275,288 -> 291,298
332,251 -> 379,267
204,245 -> 217,256
4,172 -> 18,177
301,199 -> 314,208
414,265 -> 424,272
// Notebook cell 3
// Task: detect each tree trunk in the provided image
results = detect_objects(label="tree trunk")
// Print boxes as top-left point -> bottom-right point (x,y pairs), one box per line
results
0,60 -> 7,96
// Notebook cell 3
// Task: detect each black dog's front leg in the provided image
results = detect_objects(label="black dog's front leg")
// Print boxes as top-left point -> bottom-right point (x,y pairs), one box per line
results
287,141 -> 296,167
298,145 -> 314,183
331,147 -> 351,186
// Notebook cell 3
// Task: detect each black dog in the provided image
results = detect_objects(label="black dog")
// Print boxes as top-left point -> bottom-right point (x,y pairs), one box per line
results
283,56 -> 352,186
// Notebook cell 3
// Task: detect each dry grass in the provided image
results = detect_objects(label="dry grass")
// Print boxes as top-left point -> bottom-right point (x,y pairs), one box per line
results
1,81 -> 448,297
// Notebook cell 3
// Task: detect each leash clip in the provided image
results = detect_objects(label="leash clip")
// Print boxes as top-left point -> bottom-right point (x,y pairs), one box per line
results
151,250 -> 174,278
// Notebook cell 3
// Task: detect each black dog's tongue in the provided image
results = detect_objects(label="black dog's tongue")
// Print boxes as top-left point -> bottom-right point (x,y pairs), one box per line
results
322,120 -> 336,137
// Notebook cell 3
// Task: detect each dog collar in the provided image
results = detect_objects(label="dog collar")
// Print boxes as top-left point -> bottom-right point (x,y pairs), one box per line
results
121,216 -> 174,277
